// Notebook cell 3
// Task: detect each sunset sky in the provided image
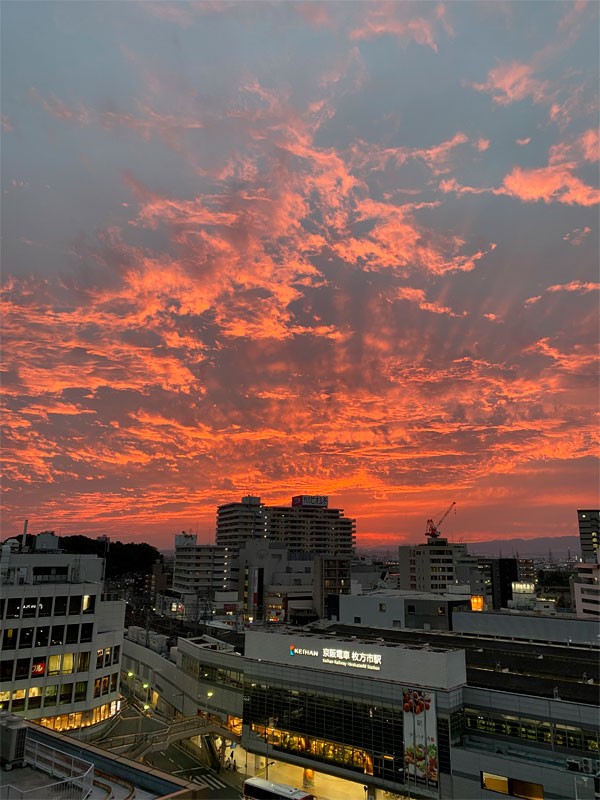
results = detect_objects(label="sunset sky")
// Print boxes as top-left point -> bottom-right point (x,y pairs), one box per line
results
2,1 -> 598,551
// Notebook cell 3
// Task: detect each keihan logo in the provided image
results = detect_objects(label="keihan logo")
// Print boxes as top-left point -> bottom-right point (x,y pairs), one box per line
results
289,644 -> 319,657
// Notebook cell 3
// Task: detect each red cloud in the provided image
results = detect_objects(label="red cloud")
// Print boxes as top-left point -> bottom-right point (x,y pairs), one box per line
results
546,280 -> 599,294
502,164 -> 599,206
441,128 -> 599,207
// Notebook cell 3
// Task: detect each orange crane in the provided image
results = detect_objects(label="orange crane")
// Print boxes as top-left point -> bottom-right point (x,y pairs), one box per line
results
425,501 -> 456,540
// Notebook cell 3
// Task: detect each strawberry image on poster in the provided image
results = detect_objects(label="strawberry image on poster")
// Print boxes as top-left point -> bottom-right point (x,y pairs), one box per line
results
402,688 -> 438,788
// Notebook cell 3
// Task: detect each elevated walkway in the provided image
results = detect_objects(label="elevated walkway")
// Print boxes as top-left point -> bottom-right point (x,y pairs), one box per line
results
99,716 -> 239,762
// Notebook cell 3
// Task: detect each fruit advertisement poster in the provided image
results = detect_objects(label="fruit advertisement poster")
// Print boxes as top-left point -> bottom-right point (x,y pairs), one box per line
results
402,688 -> 438,788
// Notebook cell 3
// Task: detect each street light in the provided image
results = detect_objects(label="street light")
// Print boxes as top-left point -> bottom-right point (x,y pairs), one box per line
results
137,704 -> 150,741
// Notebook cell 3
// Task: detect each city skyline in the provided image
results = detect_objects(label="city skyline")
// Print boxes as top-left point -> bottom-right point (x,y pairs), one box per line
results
2,1 -> 598,550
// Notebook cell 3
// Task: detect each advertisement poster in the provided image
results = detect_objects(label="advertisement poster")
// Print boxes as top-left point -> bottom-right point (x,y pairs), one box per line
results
402,688 -> 438,788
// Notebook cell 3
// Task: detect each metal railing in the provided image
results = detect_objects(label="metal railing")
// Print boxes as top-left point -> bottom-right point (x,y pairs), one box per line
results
0,740 -> 94,800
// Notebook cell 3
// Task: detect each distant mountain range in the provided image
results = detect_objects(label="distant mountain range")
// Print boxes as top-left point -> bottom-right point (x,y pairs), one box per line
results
359,535 -> 582,560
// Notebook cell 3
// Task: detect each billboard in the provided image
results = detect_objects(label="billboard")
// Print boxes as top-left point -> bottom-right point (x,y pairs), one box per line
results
402,688 -> 438,789
291,495 -> 328,508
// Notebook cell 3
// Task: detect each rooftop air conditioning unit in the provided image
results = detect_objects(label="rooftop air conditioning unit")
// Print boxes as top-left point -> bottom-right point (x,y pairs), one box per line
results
581,758 -> 593,774
0,718 -> 27,770
566,758 -> 581,772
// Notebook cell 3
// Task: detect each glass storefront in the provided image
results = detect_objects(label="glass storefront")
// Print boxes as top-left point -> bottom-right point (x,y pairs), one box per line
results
243,674 -> 404,784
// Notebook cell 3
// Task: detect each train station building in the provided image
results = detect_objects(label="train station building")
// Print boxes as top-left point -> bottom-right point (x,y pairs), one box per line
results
122,615 -> 599,800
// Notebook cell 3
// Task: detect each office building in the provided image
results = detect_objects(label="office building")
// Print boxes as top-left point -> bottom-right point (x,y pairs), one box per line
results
397,539 -> 479,593
477,558 -> 520,610
238,540 -> 316,625
0,534 -> 125,734
237,541 -> 351,623
578,510 -> 599,562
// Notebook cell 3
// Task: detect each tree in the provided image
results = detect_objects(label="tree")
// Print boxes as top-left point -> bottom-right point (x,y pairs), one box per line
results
59,535 -> 162,578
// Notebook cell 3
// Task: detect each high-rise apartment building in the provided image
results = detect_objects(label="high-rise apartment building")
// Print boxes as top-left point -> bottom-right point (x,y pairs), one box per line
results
173,533 -> 230,595
0,534 -> 124,735
577,509 -> 599,562
216,495 -> 268,550
216,495 -> 355,615
216,495 -> 355,556
215,496 -> 268,588
264,495 -> 356,556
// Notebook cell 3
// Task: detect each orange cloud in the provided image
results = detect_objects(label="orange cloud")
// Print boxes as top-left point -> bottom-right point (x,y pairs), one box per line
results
471,61 -> 549,106
349,1 -> 452,50
502,164 -> 599,206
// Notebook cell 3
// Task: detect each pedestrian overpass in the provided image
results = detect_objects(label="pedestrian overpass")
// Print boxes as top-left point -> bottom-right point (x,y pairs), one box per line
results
98,714 -> 240,765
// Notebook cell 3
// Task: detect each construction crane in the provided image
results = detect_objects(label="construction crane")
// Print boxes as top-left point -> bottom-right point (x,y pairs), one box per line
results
425,501 -> 456,541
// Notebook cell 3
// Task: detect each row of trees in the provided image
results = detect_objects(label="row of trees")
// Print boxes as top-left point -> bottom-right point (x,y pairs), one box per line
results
59,535 -> 162,579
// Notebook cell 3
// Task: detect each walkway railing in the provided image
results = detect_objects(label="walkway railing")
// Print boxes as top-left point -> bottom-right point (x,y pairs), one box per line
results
0,740 -> 94,800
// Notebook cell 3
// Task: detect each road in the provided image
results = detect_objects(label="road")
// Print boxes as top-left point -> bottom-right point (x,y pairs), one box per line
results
144,742 -> 243,800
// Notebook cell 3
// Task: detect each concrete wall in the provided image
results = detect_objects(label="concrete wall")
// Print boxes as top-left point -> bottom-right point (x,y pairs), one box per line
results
451,746 -> 595,800
453,610 -> 600,645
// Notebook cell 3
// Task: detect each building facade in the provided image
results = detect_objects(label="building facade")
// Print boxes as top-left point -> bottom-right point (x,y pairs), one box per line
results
398,539 -> 478,593
338,588 -> 471,631
126,618 -> 600,800
578,510 -> 599,563
572,556 -> 600,620
265,496 -> 356,557
173,533 -> 230,595
215,496 -> 269,590
0,537 -> 125,734
477,558 -> 520,610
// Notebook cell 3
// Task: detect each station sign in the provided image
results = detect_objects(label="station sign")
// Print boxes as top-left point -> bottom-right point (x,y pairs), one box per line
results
289,643 -> 382,671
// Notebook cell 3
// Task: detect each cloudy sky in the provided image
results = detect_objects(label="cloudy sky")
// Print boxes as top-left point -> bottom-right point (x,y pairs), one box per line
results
2,1 -> 598,550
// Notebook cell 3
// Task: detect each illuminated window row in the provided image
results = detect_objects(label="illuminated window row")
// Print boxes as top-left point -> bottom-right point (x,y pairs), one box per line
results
38,701 -> 119,733
464,708 -> 598,753
2,622 -> 94,649
1,652 -> 91,682
481,771 -> 543,800
96,646 -> 120,669
0,594 -> 96,620
181,653 -> 243,688
0,681 -> 88,712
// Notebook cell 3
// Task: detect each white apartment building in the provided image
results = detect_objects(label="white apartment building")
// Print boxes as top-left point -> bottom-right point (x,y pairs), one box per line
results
572,555 -> 600,619
173,533 -> 230,595
215,497 -> 268,589
265,495 -> 356,556
0,535 -> 125,734
216,495 -> 355,558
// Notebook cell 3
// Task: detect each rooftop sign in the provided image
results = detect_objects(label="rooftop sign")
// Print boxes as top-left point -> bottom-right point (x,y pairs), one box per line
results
246,631 -> 467,689
292,495 -> 328,508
